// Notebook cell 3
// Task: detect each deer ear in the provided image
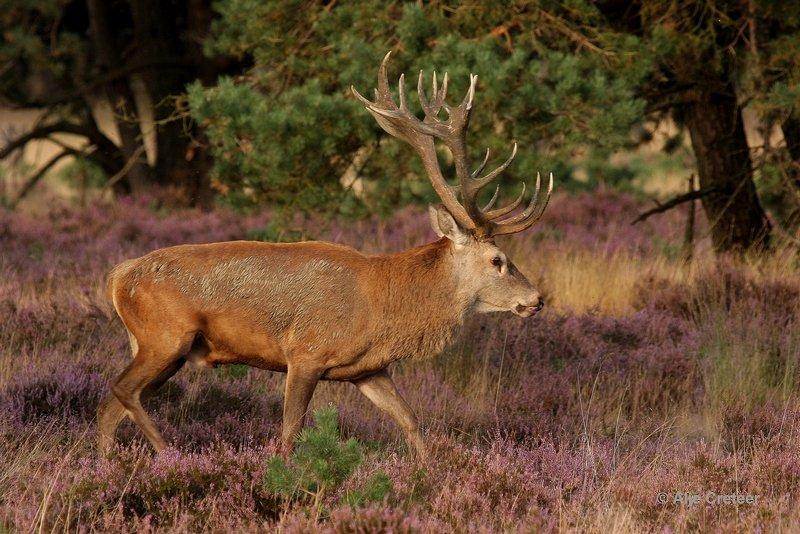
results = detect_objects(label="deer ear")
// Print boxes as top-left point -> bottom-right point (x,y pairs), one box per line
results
429,205 -> 469,246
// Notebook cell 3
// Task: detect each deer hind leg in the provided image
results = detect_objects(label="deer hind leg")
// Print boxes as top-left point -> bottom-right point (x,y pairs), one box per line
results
97,329 -> 140,454
97,393 -> 128,455
98,357 -> 186,454
353,369 -> 428,462
105,333 -> 193,452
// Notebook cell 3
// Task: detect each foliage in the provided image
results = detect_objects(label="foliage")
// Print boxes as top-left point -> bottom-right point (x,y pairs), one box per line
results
191,0 -> 800,250
58,159 -> 108,190
264,407 -> 392,516
611,1 -> 800,235
189,1 -> 654,217
344,471 -> 394,508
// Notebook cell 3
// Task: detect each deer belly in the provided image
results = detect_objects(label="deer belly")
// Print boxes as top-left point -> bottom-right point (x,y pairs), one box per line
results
188,320 -> 287,371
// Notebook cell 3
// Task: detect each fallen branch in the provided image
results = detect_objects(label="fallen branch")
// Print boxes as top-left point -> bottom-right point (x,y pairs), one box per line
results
632,185 -> 718,225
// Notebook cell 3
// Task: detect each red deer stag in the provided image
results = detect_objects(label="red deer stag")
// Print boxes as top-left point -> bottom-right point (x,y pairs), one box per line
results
98,53 -> 553,460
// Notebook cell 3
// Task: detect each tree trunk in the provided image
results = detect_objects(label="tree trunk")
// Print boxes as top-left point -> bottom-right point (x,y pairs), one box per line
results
782,115 -> 800,194
130,0 -> 212,206
86,0 -> 154,193
782,116 -> 800,164
684,90 -> 771,252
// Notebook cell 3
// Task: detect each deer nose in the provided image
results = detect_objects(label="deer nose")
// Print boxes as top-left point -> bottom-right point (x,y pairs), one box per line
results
516,294 -> 544,316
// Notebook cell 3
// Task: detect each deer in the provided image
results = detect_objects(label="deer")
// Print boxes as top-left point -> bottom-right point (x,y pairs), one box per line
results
97,52 -> 553,461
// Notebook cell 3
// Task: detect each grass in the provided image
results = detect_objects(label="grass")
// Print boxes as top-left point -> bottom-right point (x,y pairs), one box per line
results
1,190 -> 800,531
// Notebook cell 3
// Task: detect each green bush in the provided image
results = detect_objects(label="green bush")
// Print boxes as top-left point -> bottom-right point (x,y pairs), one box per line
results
58,159 -> 108,189
264,407 -> 392,517
189,1 -> 654,217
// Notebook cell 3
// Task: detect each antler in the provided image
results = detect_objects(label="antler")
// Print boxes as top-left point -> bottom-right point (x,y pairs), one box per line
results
351,52 -> 552,237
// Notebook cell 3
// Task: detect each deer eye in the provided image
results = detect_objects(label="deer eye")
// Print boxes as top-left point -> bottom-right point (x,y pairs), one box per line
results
490,256 -> 503,268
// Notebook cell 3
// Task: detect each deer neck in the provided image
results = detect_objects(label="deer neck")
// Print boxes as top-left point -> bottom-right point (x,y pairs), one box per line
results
370,238 -> 472,359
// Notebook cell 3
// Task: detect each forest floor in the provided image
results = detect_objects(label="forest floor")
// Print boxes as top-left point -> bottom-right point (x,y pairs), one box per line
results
1,189 -> 799,532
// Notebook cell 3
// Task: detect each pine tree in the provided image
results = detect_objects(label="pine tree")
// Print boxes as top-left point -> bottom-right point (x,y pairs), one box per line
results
188,1 -> 650,218
191,0 -> 800,252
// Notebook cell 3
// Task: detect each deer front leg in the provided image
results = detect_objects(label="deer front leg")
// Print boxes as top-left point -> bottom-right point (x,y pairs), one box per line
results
281,363 -> 322,454
353,369 -> 428,462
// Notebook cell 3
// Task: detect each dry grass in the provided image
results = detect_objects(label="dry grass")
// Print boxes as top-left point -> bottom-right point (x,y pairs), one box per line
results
534,249 -> 669,315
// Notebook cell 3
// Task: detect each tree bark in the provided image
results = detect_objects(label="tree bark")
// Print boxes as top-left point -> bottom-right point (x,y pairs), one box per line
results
129,0 -> 212,206
86,0 -> 154,193
782,116 -> 800,164
782,116 -> 800,194
684,90 -> 771,252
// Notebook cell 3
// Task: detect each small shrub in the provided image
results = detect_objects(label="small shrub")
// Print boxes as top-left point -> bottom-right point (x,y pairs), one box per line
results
344,471 -> 393,508
264,407 -> 392,517
58,159 -> 108,189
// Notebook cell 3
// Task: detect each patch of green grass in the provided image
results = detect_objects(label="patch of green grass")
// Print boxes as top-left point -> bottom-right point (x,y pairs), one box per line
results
28,241 -> 44,261
220,364 -> 250,379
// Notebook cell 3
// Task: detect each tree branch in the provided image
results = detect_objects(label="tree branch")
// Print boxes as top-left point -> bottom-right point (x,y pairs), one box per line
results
631,185 -> 719,224
0,121 -> 115,160
0,57 -> 192,110
103,145 -> 147,191
9,150 -> 74,208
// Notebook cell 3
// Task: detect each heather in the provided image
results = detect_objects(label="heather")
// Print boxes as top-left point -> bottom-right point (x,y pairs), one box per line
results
2,190 -> 800,532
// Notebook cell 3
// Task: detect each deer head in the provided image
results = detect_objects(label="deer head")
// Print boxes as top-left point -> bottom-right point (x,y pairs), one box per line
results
352,52 -> 553,317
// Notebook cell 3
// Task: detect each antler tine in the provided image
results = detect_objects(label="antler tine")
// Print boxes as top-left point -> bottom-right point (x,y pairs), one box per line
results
491,172 -> 554,236
472,148 -> 490,179
398,73 -> 407,111
418,70 -> 449,117
463,74 -> 477,111
470,143 -> 517,192
417,70 -> 431,114
483,182 -> 526,220
497,172 -> 540,225
375,51 -> 394,106
351,73 -> 378,107
439,72 -> 449,107
532,172 -> 554,220
481,185 -> 500,212
538,172 -> 554,212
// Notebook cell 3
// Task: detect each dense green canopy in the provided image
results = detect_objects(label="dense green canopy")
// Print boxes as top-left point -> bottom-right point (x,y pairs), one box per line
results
187,0 -> 800,252
187,1 -> 654,217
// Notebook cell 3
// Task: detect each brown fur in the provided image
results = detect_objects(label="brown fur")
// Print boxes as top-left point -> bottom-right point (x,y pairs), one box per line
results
108,238 -> 463,377
98,237 -> 504,459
